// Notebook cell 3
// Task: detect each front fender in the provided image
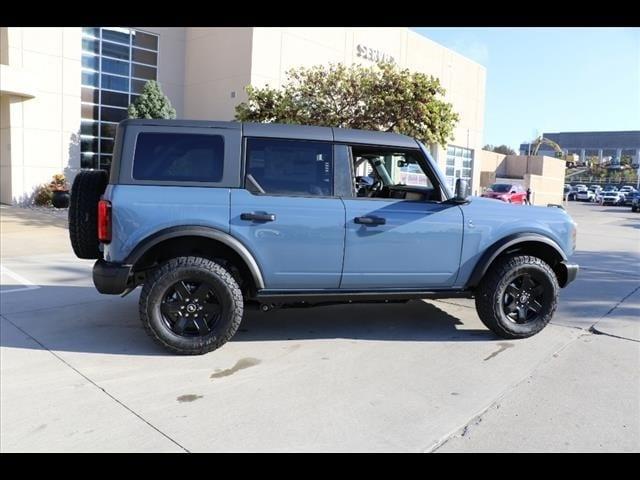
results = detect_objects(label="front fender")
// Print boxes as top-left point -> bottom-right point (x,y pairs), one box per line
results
464,233 -> 567,288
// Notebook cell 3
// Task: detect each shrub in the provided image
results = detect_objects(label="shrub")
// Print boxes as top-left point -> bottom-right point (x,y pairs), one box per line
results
33,184 -> 53,206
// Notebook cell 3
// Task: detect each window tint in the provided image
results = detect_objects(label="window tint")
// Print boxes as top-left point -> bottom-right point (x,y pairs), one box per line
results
245,138 -> 333,196
133,133 -> 224,183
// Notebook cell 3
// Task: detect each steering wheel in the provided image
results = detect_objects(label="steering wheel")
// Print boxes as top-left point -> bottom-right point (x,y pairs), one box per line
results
369,178 -> 383,197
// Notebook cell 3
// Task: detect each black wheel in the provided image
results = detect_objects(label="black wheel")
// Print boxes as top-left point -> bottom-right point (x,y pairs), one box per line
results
139,256 -> 243,355
68,170 -> 108,259
475,255 -> 559,339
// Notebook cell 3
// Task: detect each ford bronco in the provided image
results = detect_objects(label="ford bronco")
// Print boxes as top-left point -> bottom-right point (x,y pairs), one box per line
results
69,120 -> 579,354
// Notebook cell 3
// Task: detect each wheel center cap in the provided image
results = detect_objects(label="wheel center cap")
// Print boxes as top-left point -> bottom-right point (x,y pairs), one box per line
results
186,304 -> 197,313
519,293 -> 529,303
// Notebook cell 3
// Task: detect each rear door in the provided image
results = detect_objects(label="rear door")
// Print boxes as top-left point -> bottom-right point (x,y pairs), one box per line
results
230,136 -> 345,290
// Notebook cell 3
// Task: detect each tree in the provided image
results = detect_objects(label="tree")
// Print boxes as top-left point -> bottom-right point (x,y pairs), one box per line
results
483,144 -> 516,155
235,62 -> 459,147
128,80 -> 176,119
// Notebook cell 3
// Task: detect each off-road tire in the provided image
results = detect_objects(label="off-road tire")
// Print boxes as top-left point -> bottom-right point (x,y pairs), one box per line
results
475,255 -> 559,339
68,169 -> 109,259
139,256 -> 243,355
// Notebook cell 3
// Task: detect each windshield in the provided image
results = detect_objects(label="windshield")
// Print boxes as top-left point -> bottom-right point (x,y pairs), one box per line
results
488,184 -> 511,193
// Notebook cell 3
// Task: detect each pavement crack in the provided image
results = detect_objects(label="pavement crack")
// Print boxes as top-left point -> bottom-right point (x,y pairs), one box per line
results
601,284 -> 640,318
587,284 -> 640,343
588,325 -> 640,343
424,330 -> 584,453
0,314 -> 190,453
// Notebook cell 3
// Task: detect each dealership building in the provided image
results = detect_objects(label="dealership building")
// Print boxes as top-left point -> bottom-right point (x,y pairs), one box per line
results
1,27 -> 487,204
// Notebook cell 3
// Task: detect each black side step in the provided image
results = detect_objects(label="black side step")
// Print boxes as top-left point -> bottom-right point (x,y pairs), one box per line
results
254,289 -> 473,304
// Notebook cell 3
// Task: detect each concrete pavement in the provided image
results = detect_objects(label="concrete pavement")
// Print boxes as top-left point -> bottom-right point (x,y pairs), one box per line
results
0,202 -> 638,452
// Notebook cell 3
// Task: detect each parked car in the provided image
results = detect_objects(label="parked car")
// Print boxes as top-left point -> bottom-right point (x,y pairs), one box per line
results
625,191 -> 640,208
601,190 -> 624,206
574,184 -> 588,192
68,119 -> 579,354
576,189 -> 596,202
482,183 -> 527,203
619,186 -> 637,203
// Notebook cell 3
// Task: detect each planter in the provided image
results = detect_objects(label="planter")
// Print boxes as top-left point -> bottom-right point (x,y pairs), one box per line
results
52,190 -> 70,208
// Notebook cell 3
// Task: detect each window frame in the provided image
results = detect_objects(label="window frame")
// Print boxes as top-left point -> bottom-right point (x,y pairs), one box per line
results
242,136 -> 337,199
342,144 -> 448,203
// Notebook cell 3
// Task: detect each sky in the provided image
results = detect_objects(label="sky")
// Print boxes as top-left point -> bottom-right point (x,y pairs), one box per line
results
413,27 -> 640,151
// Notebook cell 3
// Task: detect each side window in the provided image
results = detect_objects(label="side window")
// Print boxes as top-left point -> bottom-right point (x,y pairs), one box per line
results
133,132 -> 224,182
245,138 -> 333,197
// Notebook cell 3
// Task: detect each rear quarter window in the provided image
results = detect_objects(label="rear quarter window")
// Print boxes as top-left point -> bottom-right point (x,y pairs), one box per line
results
132,132 -> 224,182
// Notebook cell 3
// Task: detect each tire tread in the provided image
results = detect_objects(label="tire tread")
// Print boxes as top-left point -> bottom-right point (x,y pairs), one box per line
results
475,254 -> 559,339
139,256 -> 243,355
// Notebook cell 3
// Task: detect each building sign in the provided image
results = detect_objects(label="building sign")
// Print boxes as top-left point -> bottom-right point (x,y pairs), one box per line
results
356,44 -> 395,64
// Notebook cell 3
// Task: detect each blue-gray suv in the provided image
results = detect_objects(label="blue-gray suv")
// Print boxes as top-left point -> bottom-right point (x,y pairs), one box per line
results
68,120 -> 579,354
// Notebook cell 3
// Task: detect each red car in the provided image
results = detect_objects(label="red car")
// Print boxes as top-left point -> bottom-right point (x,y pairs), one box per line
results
482,183 -> 527,204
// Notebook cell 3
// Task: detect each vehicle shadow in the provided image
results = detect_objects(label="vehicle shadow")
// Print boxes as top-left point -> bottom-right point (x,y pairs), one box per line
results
0,284 -> 494,356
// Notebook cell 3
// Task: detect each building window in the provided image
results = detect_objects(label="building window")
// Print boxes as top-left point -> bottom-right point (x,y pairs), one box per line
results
445,145 -> 474,193
80,27 -> 159,170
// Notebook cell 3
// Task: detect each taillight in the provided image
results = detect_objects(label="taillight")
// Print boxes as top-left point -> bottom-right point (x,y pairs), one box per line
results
98,200 -> 112,243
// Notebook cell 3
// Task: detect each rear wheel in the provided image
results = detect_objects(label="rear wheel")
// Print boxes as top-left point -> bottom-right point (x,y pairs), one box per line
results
139,256 -> 243,355
475,255 -> 559,339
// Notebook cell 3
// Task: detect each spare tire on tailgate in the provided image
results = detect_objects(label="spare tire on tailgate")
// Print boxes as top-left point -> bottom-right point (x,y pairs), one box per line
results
68,170 -> 109,259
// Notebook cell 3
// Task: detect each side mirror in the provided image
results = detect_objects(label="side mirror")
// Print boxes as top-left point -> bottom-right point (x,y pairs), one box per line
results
454,178 -> 469,203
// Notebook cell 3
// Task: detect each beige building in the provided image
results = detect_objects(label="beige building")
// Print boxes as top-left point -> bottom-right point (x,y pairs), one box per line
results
1,27 -> 486,204
478,150 -> 567,205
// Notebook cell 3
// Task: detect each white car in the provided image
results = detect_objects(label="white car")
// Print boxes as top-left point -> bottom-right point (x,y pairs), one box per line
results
619,186 -> 637,198
577,189 -> 596,202
601,190 -> 623,206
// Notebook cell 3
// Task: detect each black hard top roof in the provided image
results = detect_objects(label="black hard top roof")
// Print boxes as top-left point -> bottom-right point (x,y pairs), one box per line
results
119,119 -> 419,149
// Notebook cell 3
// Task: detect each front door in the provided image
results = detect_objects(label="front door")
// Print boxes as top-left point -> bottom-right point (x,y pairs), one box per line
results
340,147 -> 464,289
341,199 -> 463,289
230,137 -> 345,290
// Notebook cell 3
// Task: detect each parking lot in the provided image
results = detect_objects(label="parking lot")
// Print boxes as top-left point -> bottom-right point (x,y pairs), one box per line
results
1,201 -> 638,452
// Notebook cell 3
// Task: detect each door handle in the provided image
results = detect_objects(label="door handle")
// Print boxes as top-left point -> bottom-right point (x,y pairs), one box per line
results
240,212 -> 276,222
354,216 -> 386,226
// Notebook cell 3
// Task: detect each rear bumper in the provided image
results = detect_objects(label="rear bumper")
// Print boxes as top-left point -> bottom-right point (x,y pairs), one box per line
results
558,261 -> 579,288
93,259 -> 132,294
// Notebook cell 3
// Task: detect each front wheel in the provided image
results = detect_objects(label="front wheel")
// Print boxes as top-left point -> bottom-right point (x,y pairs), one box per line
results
475,255 -> 559,339
139,256 -> 243,355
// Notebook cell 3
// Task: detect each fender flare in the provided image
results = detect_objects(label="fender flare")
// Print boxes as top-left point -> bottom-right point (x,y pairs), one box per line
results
124,225 -> 265,290
465,233 -> 567,288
